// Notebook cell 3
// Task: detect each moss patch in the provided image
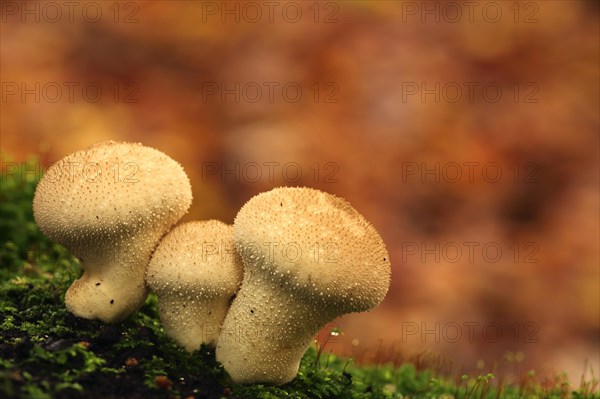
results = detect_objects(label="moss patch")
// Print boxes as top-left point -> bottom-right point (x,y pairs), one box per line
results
1,157 -> 598,399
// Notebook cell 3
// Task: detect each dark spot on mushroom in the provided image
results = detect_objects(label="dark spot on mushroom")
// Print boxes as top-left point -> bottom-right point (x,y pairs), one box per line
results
229,294 -> 236,306
250,309 -> 254,314
96,215 -> 99,219
208,311 -> 212,315
110,299 -> 114,304
183,304 -> 186,308
383,258 -> 386,261
280,202 -> 283,206
95,282 -> 101,286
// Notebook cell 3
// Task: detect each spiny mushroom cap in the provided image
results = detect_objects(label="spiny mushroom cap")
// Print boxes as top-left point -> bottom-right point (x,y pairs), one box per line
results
33,141 -> 192,250
146,220 -> 243,298
233,187 -> 391,314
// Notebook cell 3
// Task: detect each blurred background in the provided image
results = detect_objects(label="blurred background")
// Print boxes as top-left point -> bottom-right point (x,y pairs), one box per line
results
1,0 -> 598,383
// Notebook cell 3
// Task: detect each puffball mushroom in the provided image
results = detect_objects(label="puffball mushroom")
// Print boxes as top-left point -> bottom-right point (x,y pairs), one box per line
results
33,141 -> 192,323
216,187 -> 391,385
146,220 -> 243,352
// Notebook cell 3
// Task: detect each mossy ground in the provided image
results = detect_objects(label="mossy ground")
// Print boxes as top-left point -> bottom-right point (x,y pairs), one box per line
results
1,157 -> 598,399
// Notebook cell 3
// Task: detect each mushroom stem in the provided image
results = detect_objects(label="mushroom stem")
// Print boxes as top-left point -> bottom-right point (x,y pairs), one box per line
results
157,295 -> 232,351
65,238 -> 152,322
217,270 -> 335,385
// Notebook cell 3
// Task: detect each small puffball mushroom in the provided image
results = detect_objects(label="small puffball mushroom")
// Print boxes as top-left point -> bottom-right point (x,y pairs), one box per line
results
33,141 -> 192,323
216,187 -> 391,385
146,220 -> 243,352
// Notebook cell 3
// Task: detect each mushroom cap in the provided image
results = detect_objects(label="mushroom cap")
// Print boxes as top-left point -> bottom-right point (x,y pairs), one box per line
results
233,187 -> 391,314
146,220 -> 243,298
33,141 -> 192,249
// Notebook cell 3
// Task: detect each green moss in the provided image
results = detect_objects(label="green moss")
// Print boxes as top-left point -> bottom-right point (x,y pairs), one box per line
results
0,157 -> 598,399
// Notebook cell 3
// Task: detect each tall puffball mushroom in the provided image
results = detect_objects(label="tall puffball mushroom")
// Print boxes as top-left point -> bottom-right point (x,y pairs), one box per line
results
33,141 -> 192,323
216,187 -> 391,385
146,220 -> 243,352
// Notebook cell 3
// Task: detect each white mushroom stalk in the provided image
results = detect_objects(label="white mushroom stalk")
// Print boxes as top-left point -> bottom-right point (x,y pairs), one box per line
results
33,141 -> 192,323
146,220 -> 243,352
216,187 -> 391,385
